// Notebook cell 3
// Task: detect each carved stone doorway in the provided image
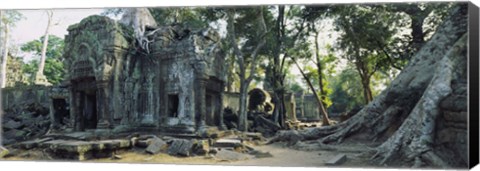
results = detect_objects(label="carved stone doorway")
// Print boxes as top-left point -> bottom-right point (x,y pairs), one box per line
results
81,90 -> 97,129
75,77 -> 98,130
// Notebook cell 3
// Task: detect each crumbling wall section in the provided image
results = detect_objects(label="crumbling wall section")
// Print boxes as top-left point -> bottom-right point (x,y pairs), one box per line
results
1,85 -> 52,144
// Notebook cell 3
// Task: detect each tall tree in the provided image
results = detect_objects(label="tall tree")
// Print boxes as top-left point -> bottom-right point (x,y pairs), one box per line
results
303,5 -> 333,106
37,10 -> 54,77
226,7 -> 268,131
264,5 -> 334,126
0,10 -> 23,88
0,10 -> 5,88
334,5 -> 395,104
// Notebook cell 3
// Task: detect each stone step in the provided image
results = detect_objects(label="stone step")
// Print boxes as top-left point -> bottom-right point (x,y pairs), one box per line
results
325,154 -> 347,166
214,149 -> 253,161
212,138 -> 242,148
40,139 -> 131,160
15,137 -> 53,149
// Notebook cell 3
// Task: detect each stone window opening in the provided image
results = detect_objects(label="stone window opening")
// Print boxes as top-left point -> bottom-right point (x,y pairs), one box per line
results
168,94 -> 179,117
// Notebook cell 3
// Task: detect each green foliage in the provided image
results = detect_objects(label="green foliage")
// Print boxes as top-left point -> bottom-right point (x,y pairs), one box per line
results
21,35 -> 65,84
149,7 -> 209,30
327,66 -> 364,113
21,35 -> 64,59
378,2 -> 453,69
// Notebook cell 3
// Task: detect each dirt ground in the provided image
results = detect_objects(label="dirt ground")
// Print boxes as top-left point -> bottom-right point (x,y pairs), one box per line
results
1,142 -> 375,169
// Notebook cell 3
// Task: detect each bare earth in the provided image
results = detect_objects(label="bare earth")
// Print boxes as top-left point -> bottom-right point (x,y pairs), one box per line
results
2,142 -> 373,169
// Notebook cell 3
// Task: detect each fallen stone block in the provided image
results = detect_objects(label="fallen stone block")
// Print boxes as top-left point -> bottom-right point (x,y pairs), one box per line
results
193,140 -> 210,155
136,139 -> 153,148
325,154 -> 347,166
145,138 -> 167,154
213,138 -> 242,148
16,137 -> 53,149
112,155 -> 122,160
3,120 -> 24,130
0,146 -> 9,158
167,139 -> 194,157
243,132 -> 265,140
215,149 -> 253,161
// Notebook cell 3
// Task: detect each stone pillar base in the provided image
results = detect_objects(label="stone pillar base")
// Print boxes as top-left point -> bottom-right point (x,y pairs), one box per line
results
32,73 -> 52,86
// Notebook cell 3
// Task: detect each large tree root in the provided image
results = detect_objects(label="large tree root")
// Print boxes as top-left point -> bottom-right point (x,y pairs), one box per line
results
372,33 -> 467,168
292,140 -> 374,153
266,5 -> 468,169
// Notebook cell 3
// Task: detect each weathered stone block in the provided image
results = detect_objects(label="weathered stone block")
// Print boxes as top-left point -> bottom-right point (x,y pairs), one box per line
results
16,137 -> 53,150
443,111 -> 467,123
145,138 -> 167,154
3,120 -> 24,130
167,139 -> 194,157
325,154 -> 347,166
214,149 -> 252,161
0,146 -> 9,158
213,138 -> 242,148
193,140 -> 210,155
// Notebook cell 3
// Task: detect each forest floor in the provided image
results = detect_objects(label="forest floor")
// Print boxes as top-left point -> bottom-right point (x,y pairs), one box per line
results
2,141 -> 378,169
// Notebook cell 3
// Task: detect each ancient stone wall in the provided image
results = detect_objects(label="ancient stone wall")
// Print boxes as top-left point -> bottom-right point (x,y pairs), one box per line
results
2,86 -> 51,109
302,94 -> 321,122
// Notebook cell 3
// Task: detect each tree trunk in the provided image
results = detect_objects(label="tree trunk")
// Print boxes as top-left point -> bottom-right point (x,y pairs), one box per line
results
227,8 -> 267,132
1,17 -> 8,88
293,57 -> 331,126
0,10 -> 4,146
314,30 -> 327,106
271,5 -> 286,128
238,79 -> 249,131
37,10 -> 52,76
268,4 -> 468,168
360,76 -> 373,104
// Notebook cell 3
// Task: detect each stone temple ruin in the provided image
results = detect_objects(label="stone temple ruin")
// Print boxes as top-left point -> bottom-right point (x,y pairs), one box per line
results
58,15 -> 226,134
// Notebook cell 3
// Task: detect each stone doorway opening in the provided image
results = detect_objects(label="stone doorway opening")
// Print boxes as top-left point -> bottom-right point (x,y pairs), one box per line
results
205,92 -> 219,126
52,98 -> 69,126
168,94 -> 179,117
81,90 -> 97,129
74,77 -> 99,130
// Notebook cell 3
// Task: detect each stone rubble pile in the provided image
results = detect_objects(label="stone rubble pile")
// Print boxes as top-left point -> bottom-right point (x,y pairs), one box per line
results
128,132 -> 271,161
2,100 -> 51,145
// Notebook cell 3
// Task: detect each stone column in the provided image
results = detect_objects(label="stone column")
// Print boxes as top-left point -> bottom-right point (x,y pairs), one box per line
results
196,78 -> 208,130
71,90 -> 80,131
48,97 -> 56,129
218,92 -> 227,130
96,80 -> 111,129
195,61 -> 208,131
